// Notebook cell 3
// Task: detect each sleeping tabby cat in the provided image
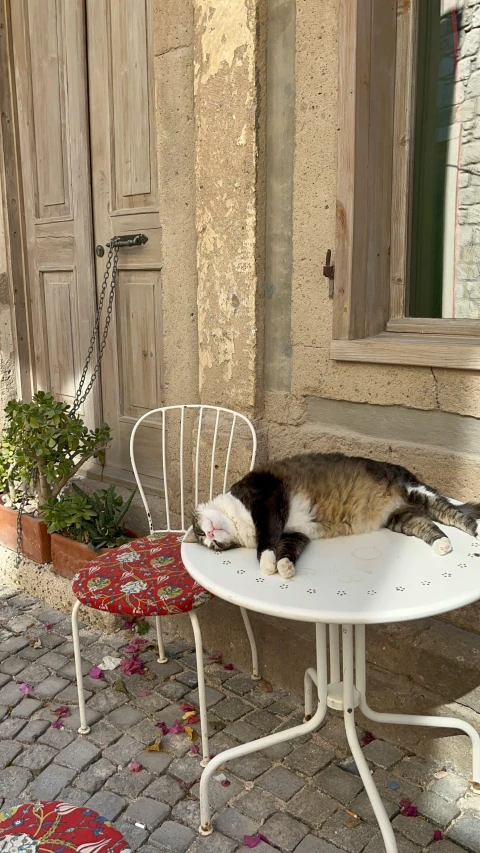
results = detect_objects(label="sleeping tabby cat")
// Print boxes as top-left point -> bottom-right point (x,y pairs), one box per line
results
183,452 -> 480,579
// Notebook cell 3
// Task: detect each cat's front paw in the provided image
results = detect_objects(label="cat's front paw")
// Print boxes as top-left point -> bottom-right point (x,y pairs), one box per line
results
433,536 -> 452,556
277,557 -> 295,579
260,549 -> 277,575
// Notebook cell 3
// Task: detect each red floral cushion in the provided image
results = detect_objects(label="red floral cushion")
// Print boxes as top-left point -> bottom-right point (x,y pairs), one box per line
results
0,800 -> 129,853
72,532 -> 213,616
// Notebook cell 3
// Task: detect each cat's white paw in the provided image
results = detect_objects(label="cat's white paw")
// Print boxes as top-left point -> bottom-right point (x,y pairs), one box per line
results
433,536 -> 452,556
277,557 -> 295,579
260,549 -> 277,575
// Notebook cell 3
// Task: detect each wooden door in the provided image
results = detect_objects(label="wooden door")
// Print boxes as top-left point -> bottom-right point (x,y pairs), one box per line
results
86,0 -> 164,487
10,0 -> 100,429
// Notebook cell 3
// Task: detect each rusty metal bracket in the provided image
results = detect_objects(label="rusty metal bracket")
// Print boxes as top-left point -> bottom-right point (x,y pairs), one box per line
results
323,249 -> 335,298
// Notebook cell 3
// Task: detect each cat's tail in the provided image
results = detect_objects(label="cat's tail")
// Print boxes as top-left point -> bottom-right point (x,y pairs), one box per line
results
407,481 -> 480,538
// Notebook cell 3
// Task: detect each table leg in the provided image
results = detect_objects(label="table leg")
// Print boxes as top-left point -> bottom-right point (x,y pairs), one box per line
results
342,625 -> 398,853
355,625 -> 480,790
198,623 -> 329,835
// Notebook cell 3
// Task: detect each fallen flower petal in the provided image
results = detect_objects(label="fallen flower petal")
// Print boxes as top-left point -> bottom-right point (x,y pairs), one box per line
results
120,654 -> 144,676
44,624 -> 53,630
18,682 -> 34,695
243,835 -> 279,850
169,721 -> 185,735
144,738 -> 162,752
137,689 -> 152,697
208,652 -> 222,663
433,831 -> 443,841
189,745 -> 200,755
361,732 -> 375,745
224,663 -> 234,671
182,710 -> 197,720
181,703 -> 196,713
98,656 -> 121,671
51,719 -> 64,729
88,666 -> 104,680
399,800 -> 412,810
50,705 -> 70,718
185,714 -> 200,724
184,725 -> 198,742
221,780 -> 231,788
243,837 -> 261,850
128,761 -> 143,772
155,721 -> 169,735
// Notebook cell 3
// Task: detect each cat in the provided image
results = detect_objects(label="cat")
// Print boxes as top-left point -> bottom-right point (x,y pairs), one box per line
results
183,452 -> 480,579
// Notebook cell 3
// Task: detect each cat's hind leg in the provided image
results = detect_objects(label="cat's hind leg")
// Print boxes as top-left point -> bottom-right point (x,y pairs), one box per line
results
386,506 -> 452,555
275,532 -> 310,578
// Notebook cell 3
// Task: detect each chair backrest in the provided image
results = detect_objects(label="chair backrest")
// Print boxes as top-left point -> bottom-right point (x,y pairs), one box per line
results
130,404 -> 257,534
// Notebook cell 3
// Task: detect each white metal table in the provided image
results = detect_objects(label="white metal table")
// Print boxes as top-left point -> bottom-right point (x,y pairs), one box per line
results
182,525 -> 480,852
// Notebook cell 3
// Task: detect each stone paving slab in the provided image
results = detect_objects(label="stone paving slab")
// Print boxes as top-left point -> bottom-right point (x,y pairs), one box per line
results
1,590 -> 479,853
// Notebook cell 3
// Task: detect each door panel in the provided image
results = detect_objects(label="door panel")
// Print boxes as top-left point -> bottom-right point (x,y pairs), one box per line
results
87,0 -> 163,486
10,0 -> 99,427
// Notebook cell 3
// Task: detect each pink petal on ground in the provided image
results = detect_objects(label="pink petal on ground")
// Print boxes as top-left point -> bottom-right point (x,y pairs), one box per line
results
221,780 -> 231,788
433,831 -> 443,842
243,837 -> 262,849
137,690 -> 151,697
361,732 -> 375,745
186,714 -> 200,724
44,624 -> 53,630
128,761 -> 143,772
51,719 -> 64,729
224,663 -> 234,671
168,721 -> 185,735
190,745 -> 200,755
181,703 -> 196,712
120,654 -> 144,676
208,652 -> 222,663
155,722 -> 169,735
18,682 -> 34,695
89,666 -> 104,680
50,706 -> 70,718
399,799 -> 412,809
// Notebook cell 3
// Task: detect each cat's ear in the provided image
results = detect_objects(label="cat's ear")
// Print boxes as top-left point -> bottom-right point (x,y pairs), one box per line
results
183,527 -> 197,543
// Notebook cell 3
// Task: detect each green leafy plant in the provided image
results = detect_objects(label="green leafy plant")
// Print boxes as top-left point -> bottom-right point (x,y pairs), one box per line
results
0,391 -> 111,505
42,483 -> 137,550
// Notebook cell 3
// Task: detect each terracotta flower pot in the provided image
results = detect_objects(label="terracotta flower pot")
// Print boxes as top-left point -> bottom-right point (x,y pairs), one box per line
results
0,501 -> 51,563
51,530 -> 139,580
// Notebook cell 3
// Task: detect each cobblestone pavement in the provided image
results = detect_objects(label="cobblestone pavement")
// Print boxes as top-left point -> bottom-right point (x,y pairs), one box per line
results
0,584 -> 479,853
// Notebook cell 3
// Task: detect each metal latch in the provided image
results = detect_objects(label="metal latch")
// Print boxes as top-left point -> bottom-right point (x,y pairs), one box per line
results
323,249 -> 335,298
107,234 -> 148,248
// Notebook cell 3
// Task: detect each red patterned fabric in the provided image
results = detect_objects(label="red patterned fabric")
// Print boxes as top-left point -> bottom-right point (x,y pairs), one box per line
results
72,532 -> 213,616
0,800 -> 129,853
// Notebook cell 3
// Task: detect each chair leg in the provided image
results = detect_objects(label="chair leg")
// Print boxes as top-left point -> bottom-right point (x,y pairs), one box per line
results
155,615 -> 168,664
72,599 -> 90,735
240,607 -> 261,681
189,611 -> 209,766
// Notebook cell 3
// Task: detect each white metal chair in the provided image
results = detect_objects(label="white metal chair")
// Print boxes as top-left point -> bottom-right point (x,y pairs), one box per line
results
72,405 -> 260,765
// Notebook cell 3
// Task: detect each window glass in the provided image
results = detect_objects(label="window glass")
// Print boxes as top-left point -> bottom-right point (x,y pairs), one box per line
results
409,0 -> 480,319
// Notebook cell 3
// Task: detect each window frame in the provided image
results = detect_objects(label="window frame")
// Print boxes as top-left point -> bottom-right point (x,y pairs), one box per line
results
331,0 -> 480,370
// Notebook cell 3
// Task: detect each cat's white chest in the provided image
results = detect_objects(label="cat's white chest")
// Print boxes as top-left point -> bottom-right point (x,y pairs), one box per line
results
285,493 -> 320,539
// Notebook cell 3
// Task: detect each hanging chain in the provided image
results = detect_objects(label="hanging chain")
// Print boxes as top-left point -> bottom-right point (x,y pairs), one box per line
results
70,244 -> 120,415
14,234 -> 147,566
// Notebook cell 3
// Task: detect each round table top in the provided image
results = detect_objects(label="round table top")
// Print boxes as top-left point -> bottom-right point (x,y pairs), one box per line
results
181,525 -> 480,624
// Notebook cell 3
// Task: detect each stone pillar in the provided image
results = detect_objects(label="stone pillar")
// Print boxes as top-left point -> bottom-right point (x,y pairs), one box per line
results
193,0 -> 266,416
